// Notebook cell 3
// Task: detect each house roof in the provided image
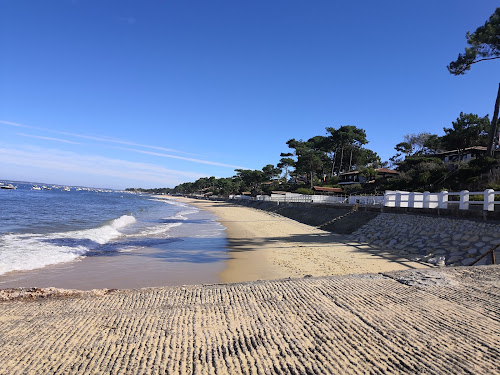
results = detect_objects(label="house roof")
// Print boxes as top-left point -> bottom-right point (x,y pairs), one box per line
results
339,170 -> 360,176
339,168 -> 398,176
375,168 -> 399,174
431,146 -> 487,156
312,186 -> 343,193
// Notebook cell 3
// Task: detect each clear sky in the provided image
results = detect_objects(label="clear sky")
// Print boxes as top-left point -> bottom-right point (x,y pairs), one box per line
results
1,1 -> 498,189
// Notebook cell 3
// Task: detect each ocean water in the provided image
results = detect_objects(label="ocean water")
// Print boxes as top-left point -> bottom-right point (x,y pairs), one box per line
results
0,182 -> 227,285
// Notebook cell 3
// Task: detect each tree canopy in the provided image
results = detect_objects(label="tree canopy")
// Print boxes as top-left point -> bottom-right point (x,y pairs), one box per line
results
448,7 -> 500,157
447,7 -> 500,75
440,113 -> 490,152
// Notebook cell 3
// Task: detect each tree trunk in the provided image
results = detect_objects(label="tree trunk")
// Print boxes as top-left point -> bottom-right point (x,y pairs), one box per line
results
339,147 -> 344,173
348,148 -> 353,171
331,149 -> 337,177
487,83 -> 500,157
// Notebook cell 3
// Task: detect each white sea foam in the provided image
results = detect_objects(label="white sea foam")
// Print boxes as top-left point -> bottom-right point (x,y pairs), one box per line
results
0,215 -> 136,275
135,209 -> 199,237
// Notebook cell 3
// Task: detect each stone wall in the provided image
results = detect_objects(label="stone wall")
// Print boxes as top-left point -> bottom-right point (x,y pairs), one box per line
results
350,213 -> 500,266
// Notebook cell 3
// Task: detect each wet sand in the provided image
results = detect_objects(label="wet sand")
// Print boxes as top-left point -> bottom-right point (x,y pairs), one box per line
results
171,197 -> 432,283
0,246 -> 224,290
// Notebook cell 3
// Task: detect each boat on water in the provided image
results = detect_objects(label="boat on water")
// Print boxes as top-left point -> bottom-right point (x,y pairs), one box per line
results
0,183 -> 17,190
31,185 -> 42,190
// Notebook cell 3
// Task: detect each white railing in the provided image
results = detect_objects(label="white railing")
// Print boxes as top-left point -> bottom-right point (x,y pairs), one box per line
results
229,193 -> 383,206
383,189 -> 500,212
228,189 -> 500,212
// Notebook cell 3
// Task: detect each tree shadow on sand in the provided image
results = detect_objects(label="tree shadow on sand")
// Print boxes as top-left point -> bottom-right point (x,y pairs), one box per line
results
224,232 -> 432,270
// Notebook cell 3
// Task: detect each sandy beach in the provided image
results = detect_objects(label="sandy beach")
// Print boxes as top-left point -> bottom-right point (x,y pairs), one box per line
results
171,197 -> 432,283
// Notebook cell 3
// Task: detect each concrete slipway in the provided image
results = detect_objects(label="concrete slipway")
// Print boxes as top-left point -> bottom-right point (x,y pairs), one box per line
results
0,266 -> 499,374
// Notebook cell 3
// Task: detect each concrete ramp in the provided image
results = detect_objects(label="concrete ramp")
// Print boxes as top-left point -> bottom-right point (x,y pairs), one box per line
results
0,266 -> 499,374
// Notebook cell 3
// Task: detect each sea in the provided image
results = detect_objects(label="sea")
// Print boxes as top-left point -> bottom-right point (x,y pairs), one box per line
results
0,182 -> 228,289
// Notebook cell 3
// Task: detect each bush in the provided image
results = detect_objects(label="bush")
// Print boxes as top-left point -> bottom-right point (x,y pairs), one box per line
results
296,187 -> 314,195
343,184 -> 363,194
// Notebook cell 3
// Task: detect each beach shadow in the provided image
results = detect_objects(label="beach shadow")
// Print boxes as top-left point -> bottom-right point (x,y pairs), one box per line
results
224,232 -> 430,270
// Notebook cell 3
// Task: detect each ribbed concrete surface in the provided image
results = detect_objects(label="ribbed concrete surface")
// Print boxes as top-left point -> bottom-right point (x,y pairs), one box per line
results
0,266 -> 499,374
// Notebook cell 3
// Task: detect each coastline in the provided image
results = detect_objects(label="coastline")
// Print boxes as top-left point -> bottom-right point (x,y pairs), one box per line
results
168,197 -> 432,283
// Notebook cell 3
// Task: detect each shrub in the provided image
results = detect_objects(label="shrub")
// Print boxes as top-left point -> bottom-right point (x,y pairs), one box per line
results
296,187 -> 314,195
343,184 -> 363,194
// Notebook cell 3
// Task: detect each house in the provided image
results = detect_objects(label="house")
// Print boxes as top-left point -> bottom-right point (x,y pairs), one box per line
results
271,191 -> 288,195
338,168 -> 399,185
312,186 -> 343,195
430,146 -> 490,168
288,175 -> 307,184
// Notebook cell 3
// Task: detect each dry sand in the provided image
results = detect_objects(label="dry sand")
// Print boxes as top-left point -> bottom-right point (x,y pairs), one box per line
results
172,197 -> 432,283
0,266 -> 498,374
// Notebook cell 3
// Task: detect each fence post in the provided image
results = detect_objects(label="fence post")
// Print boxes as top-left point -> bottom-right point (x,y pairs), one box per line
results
484,189 -> 495,211
395,191 -> 401,208
439,191 -> 448,209
383,191 -> 392,207
423,191 -> 430,209
459,190 -> 469,210
408,192 -> 415,208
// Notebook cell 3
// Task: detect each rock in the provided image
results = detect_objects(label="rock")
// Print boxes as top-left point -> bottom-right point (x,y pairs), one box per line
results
461,258 -> 476,266
427,256 -> 445,265
388,239 -> 398,247
447,255 -> 462,263
480,247 -> 494,255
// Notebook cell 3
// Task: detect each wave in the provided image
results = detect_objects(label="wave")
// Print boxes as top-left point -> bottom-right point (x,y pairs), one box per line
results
135,208 -> 199,236
0,215 -> 136,275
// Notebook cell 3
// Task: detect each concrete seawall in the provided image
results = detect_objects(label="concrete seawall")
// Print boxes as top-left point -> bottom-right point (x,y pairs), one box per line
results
231,200 -> 380,234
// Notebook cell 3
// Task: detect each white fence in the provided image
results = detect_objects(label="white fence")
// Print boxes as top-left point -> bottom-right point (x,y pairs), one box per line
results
229,189 -> 500,212
229,193 -> 383,206
384,189 -> 500,212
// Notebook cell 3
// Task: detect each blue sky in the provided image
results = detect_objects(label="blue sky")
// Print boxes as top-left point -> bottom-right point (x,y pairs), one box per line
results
1,1 -> 498,189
